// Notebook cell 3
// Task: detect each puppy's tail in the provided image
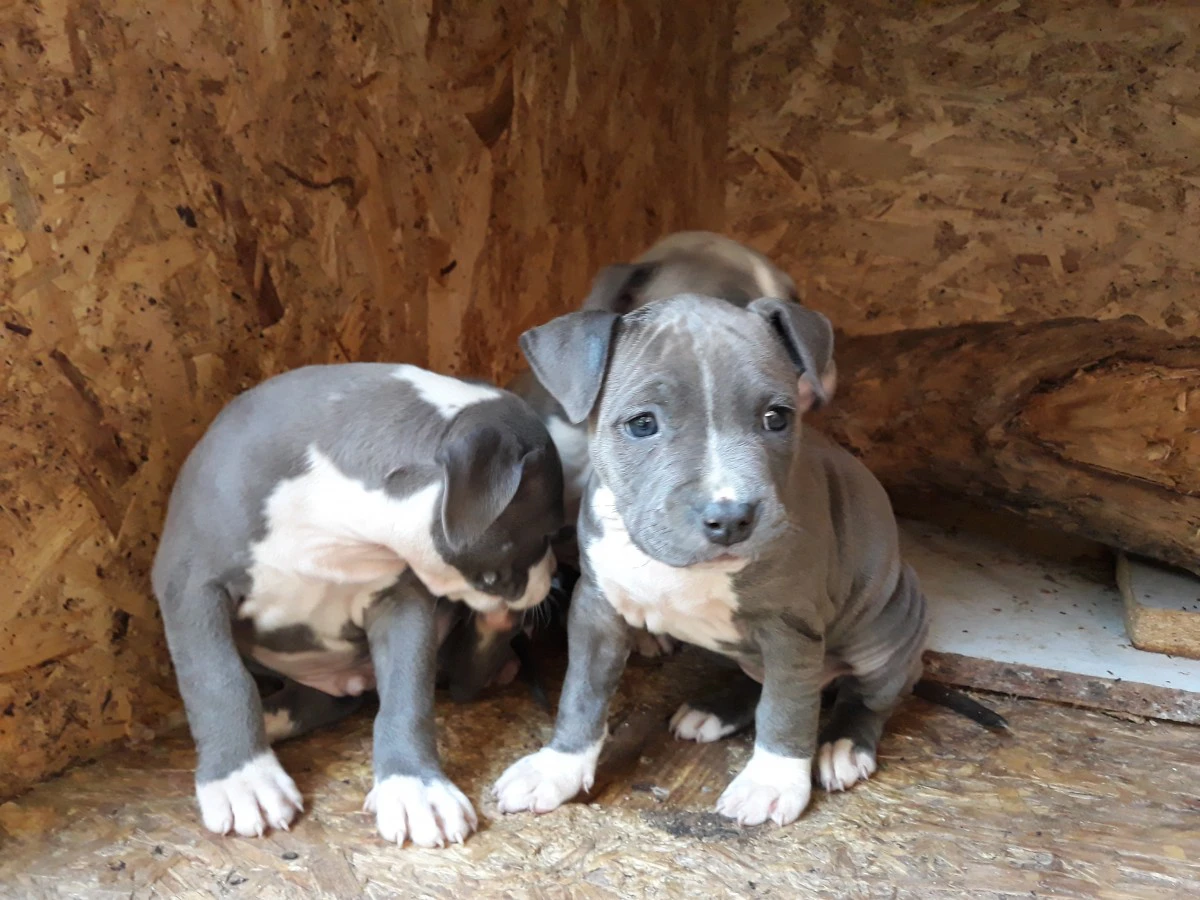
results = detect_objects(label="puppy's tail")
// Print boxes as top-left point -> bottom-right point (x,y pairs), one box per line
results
912,679 -> 1010,731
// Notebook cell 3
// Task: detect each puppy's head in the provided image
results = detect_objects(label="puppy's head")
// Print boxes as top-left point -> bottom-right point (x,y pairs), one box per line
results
520,294 -> 835,568
581,231 -> 801,315
426,395 -> 565,613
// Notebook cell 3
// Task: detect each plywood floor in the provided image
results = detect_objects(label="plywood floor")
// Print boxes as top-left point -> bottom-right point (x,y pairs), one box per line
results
1,649 -> 1197,900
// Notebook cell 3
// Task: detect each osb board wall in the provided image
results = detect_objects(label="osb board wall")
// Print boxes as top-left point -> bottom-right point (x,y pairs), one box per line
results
0,0 -> 731,797
727,0 -> 1200,337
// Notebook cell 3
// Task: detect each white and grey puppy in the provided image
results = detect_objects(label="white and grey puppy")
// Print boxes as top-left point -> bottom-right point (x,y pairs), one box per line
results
151,363 -> 563,847
505,231 -> 808,660
493,293 -> 928,828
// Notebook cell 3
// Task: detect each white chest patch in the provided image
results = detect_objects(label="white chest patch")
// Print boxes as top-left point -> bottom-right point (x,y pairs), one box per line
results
391,365 -> 500,417
586,486 -> 744,652
240,446 -> 474,648
546,416 -> 590,501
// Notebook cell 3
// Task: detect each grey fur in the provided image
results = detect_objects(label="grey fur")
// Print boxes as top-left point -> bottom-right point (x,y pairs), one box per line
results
510,294 -> 928,814
506,231 -> 801,525
152,362 -> 564,829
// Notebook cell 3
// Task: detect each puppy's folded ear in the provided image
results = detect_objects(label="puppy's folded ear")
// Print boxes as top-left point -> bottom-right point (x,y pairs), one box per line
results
580,262 -> 658,314
437,425 -> 532,550
519,311 -> 621,424
749,297 -> 837,411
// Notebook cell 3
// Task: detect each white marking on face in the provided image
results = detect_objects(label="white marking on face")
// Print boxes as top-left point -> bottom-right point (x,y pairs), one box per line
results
696,351 -> 735,501
493,738 -> 605,814
195,751 -> 303,837
716,746 -> 812,827
712,487 -> 737,502
391,365 -> 500,418
587,486 -> 744,651
817,738 -> 876,793
263,709 -> 296,742
365,775 -> 477,847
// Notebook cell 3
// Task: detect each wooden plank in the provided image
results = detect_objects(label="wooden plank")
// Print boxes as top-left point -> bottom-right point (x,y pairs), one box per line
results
1117,552 -> 1200,662
923,650 -> 1200,726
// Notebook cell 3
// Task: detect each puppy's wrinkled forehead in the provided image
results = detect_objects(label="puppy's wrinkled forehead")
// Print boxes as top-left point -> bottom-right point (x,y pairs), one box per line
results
607,295 -> 792,397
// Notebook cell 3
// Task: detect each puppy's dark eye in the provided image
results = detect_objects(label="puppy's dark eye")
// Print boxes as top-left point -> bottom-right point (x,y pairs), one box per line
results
480,571 -> 499,587
625,413 -> 658,438
762,406 -> 793,432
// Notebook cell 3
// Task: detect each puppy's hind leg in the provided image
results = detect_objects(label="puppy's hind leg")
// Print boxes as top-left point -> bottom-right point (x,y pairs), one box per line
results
818,564 -> 928,794
670,668 -> 761,743
157,576 -> 304,837
260,677 -> 369,744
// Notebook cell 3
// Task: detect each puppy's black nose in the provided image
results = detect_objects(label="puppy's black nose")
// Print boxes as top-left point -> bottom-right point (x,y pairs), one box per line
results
699,500 -> 758,546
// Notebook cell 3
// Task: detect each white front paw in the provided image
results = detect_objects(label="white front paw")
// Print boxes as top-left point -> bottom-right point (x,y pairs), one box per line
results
493,742 -> 602,814
631,629 -> 677,658
716,747 -> 812,827
817,738 -> 877,792
364,776 -> 478,847
669,703 -> 739,743
196,751 -> 303,837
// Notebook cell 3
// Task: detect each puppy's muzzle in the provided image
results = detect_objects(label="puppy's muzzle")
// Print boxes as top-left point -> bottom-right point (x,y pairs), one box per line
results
698,499 -> 759,547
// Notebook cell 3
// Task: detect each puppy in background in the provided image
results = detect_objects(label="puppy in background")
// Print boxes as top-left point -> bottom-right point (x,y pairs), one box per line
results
152,363 -> 563,847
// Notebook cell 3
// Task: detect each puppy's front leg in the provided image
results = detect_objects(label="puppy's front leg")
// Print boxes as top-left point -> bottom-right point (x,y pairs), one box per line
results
493,575 -> 631,814
716,621 -> 824,827
363,573 -> 478,847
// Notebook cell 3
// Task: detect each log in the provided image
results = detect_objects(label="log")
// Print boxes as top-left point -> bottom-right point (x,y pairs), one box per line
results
819,316 -> 1200,577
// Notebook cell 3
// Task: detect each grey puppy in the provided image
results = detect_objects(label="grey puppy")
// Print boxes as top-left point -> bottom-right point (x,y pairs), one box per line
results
493,293 -> 927,827
503,231 -> 806,662
508,231 -> 803,532
152,363 -> 563,846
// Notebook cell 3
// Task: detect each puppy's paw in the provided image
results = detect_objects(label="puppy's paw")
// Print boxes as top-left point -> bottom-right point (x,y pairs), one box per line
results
631,629 -> 677,659
669,703 -> 740,743
816,738 -> 877,792
716,748 -> 811,827
196,751 -> 303,837
492,744 -> 601,814
364,776 -> 478,847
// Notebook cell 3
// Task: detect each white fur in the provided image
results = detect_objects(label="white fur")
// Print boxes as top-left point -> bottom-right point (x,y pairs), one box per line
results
390,365 -> 500,417
263,709 -> 296,742
817,738 -> 876,792
546,416 -> 591,500
364,776 -> 477,847
240,446 -> 541,690
196,752 -> 303,837
698,354 -> 733,499
493,739 -> 604,814
670,704 -> 740,743
716,746 -> 812,827
588,486 -> 743,652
